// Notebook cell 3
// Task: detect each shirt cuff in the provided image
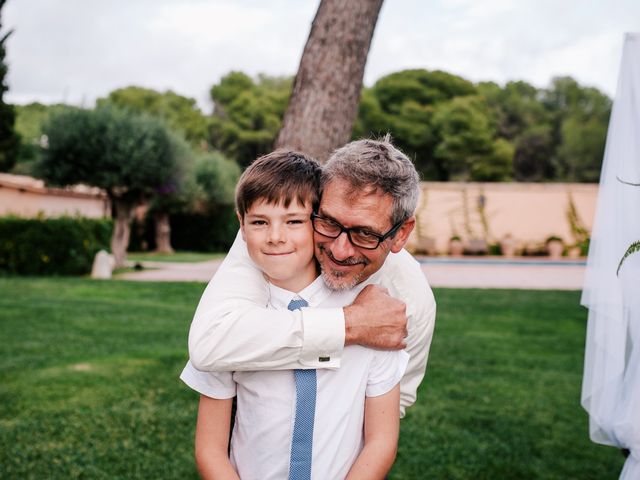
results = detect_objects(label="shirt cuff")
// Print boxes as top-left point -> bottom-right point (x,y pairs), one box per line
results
299,307 -> 345,368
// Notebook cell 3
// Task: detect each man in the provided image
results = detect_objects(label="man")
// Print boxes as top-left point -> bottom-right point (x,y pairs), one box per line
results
189,137 -> 436,415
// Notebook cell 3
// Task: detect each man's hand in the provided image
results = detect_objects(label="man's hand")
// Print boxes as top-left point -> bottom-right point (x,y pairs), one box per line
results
343,285 -> 407,349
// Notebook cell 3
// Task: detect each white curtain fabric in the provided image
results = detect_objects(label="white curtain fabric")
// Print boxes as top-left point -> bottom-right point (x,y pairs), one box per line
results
581,32 -> 640,479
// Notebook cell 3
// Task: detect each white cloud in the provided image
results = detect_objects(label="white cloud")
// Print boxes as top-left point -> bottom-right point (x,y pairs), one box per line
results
3,0 -> 638,110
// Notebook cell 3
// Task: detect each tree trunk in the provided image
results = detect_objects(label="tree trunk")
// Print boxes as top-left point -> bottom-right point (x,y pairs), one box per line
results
275,0 -> 384,163
154,211 -> 174,254
111,197 -> 136,268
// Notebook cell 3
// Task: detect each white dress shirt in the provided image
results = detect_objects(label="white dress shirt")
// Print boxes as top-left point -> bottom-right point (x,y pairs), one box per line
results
181,276 -> 409,480
188,231 -> 436,416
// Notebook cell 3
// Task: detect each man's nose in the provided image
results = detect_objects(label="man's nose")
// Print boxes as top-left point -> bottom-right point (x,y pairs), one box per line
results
330,231 -> 357,260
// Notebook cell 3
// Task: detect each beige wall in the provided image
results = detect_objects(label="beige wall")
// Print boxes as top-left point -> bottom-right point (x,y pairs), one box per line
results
410,181 -> 598,253
0,173 -> 109,218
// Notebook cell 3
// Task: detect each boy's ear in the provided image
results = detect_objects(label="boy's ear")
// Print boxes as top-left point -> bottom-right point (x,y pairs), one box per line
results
237,211 -> 246,241
389,216 -> 415,253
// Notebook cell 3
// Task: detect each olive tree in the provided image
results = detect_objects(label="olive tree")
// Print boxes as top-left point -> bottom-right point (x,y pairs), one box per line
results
36,106 -> 183,267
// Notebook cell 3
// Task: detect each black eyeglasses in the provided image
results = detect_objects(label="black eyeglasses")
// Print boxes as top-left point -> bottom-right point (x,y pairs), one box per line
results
311,213 -> 404,250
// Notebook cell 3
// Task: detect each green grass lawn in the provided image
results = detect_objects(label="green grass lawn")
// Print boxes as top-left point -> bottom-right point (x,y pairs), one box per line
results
126,251 -> 225,263
0,279 -> 624,479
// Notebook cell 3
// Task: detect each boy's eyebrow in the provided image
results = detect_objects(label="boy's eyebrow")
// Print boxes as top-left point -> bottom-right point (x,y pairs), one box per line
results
245,209 -> 311,218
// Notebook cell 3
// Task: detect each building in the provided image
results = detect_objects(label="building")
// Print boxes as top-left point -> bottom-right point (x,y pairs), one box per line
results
0,173 -> 110,218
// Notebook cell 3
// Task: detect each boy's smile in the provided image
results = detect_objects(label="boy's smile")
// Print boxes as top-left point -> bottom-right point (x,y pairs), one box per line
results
240,198 -> 317,293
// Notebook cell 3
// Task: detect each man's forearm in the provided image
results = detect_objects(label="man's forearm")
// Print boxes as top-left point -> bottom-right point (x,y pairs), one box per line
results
189,299 -> 344,371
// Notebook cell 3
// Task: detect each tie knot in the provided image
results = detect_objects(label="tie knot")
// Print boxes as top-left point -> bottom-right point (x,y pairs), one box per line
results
288,298 -> 309,311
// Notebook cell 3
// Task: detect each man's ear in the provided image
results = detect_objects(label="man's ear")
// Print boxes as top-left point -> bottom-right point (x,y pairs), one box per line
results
389,216 -> 415,253
237,211 -> 246,241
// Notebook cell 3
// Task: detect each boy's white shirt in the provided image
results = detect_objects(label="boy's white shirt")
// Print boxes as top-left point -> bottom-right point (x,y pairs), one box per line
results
188,231 -> 436,416
181,276 -> 409,480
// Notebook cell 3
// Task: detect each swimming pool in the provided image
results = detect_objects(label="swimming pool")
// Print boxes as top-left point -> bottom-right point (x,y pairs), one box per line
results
417,257 -> 587,267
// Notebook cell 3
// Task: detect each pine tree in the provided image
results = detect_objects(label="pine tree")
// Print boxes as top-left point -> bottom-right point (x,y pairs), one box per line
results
275,0 -> 384,163
0,0 -> 19,172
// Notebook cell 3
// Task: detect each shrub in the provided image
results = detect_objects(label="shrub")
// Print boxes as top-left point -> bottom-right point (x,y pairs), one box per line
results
169,207 -> 238,252
0,217 -> 112,275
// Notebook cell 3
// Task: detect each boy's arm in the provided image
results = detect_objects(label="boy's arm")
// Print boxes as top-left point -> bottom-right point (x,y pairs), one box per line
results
346,385 -> 401,480
188,232 -> 409,372
194,395 -> 240,480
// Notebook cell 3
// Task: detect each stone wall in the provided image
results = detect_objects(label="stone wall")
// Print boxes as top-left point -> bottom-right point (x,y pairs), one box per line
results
410,181 -> 598,254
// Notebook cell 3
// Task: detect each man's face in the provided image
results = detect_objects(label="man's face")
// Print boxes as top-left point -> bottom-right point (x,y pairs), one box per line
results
240,198 -> 317,293
314,178 -> 415,290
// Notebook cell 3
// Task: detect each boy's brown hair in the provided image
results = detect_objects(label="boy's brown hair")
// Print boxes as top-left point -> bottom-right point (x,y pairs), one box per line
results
235,150 -> 322,219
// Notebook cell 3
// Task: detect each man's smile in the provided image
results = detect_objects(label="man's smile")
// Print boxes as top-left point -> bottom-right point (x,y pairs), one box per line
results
321,246 -> 369,268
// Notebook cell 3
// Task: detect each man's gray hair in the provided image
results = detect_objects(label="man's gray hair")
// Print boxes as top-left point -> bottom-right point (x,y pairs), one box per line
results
322,135 -> 420,225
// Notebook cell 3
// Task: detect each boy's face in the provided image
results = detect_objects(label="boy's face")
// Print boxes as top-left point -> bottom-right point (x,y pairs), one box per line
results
239,198 -> 317,293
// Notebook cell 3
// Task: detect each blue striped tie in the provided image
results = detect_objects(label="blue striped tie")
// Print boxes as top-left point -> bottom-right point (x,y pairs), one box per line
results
287,298 -> 315,480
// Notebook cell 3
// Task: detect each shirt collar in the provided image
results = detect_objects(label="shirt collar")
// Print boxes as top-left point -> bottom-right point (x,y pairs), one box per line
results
267,265 -> 385,309
267,276 -> 330,310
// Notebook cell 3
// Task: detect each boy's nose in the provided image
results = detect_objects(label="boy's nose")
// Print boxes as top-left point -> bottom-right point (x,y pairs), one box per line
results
268,224 -> 286,243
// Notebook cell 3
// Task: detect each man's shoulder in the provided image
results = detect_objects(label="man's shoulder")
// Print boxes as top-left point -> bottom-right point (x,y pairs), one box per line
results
379,249 -> 434,304
381,249 -> 427,282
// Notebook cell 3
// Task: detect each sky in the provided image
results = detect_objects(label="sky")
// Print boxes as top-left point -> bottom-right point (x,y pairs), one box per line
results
4,0 -> 639,113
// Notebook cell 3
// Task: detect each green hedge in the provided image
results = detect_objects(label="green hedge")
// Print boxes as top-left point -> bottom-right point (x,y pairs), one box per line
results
170,207 -> 238,252
0,217 -> 113,275
128,207 -> 238,253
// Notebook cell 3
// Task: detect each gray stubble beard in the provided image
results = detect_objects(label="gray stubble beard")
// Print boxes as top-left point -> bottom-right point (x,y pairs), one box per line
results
320,266 -> 364,291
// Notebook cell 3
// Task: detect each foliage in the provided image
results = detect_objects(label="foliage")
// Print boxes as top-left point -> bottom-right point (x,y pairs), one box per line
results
11,103 -> 69,175
146,132 -> 198,216
36,105 -> 187,265
0,281 -> 625,478
356,69 -> 477,180
127,149 -> 239,253
566,192 -> 591,253
373,69 -> 476,112
98,86 -> 209,147
15,69 -> 612,186
0,216 -> 112,275
194,150 -> 241,209
617,240 -> 640,276
209,72 -> 292,167
36,105 -> 180,201
0,1 -> 20,172
542,77 -> 611,182
432,96 -> 513,181
169,208 -> 239,252
479,81 -> 555,181
128,207 -> 238,254
616,176 -> 640,275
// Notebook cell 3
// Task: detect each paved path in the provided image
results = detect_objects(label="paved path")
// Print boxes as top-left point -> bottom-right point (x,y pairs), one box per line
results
117,257 -> 586,290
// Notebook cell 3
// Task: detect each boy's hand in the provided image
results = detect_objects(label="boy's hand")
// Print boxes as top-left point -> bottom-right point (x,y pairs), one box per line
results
343,285 -> 407,349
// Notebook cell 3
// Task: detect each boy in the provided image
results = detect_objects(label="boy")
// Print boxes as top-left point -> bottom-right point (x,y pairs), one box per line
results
181,150 -> 408,479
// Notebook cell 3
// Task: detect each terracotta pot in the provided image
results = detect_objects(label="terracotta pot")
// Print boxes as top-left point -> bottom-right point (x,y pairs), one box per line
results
449,239 -> 464,257
568,246 -> 582,259
500,235 -> 517,258
547,240 -> 564,259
